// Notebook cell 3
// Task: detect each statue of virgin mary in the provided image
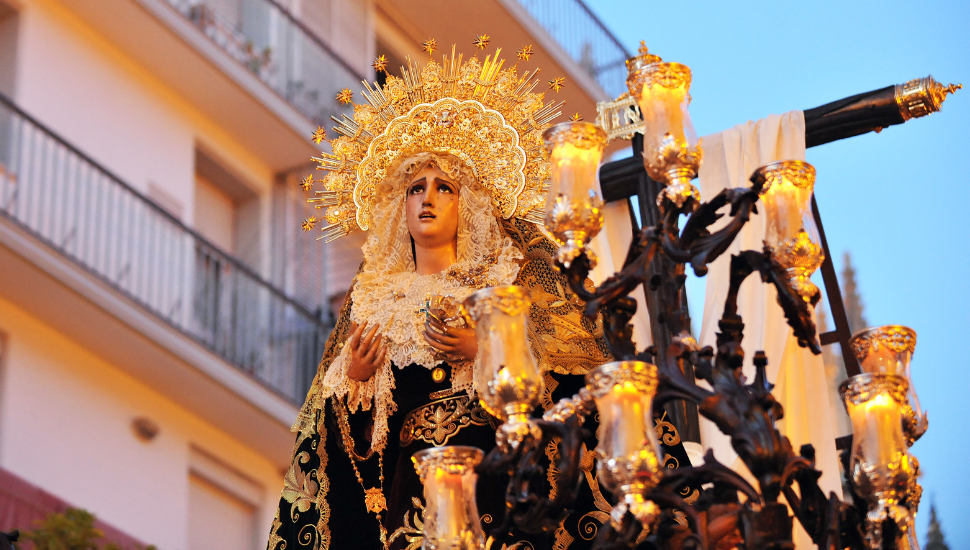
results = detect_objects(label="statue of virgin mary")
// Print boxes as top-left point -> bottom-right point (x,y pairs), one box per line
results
267,45 -> 613,550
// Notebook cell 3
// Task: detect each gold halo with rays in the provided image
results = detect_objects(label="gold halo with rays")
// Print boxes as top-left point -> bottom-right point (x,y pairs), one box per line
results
307,44 -> 565,242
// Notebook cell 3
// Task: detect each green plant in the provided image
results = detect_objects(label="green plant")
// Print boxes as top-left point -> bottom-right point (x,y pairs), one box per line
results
22,508 -> 156,550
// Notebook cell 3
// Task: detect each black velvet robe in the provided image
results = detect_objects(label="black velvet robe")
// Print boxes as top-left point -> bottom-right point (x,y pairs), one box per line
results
267,361 -> 614,550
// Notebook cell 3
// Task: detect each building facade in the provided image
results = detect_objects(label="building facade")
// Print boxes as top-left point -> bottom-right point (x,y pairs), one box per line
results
0,0 -> 626,548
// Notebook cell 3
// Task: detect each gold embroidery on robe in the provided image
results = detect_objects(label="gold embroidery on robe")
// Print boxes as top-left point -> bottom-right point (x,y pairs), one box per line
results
654,413 -> 682,446
399,395 -> 492,446
389,497 -> 425,550
282,449 -> 319,522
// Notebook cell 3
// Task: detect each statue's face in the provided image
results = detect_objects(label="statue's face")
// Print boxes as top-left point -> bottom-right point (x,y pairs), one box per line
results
405,164 -> 460,250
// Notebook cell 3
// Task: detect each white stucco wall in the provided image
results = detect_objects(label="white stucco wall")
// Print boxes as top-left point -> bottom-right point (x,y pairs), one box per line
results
0,294 -> 285,550
7,0 -> 277,267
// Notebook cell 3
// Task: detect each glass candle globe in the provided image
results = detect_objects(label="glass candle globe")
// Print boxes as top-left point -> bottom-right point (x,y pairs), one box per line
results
463,285 -> 542,451
849,325 -> 925,443
840,373 -> 921,550
626,47 -> 702,209
541,121 -> 607,268
752,160 -> 824,306
586,361 -> 663,530
412,446 -> 485,550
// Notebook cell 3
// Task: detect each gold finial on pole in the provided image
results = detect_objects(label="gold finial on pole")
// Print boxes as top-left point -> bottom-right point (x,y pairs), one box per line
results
895,75 -> 962,121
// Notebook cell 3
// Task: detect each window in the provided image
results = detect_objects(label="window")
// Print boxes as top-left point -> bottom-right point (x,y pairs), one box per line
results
0,1 -> 17,98
188,447 -> 263,550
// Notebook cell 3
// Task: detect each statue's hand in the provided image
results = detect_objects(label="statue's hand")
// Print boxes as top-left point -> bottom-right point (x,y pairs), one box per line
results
423,317 -> 478,363
348,321 -> 387,381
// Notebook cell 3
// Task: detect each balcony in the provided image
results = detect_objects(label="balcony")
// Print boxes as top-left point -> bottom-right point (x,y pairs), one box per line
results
514,0 -> 630,98
163,0 -> 365,127
0,92 -> 327,406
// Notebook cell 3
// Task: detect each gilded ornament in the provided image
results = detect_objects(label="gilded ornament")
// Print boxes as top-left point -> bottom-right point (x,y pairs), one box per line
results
594,93 -> 645,141
517,45 -> 534,61
624,41 -> 662,77
372,54 -> 389,74
839,373 -> 909,407
301,217 -> 317,232
645,133 -> 703,208
585,360 -> 658,398
412,445 -> 485,476
772,228 -> 824,304
542,122 -> 608,150
753,159 -> 816,193
311,126 -> 327,144
849,325 -> 916,361
895,75 -> 961,121
473,34 -> 490,50
422,38 -> 438,55
569,112 -> 583,122
626,61 -> 691,101
335,88 -> 354,105
300,174 -> 314,191
364,487 -> 387,513
549,77 -> 566,92
431,367 -> 446,383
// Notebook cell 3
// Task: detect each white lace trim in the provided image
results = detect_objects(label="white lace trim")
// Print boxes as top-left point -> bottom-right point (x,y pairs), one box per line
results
320,153 -> 522,453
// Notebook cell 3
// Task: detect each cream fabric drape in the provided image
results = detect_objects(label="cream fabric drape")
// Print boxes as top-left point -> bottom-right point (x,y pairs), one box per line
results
696,111 -> 841,547
588,199 -> 653,349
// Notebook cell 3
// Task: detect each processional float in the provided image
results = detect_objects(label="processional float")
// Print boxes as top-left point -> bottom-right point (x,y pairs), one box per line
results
405,44 -> 958,550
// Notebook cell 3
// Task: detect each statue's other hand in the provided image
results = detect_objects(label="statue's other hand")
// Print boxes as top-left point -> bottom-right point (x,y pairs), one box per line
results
423,317 -> 478,363
348,321 -> 387,381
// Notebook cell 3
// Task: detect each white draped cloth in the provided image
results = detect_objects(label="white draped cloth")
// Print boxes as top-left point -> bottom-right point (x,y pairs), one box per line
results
696,111 -> 841,548
588,200 -> 652,349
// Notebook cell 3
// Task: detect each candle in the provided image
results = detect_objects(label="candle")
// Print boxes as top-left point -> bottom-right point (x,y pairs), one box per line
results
412,446 -> 485,550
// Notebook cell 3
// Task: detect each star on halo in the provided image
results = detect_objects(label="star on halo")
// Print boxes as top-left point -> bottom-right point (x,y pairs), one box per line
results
300,174 -> 314,191
335,88 -> 354,105
422,38 -> 437,55
301,217 -> 318,232
372,54 -> 388,74
516,45 -> 534,61
548,77 -> 565,93
569,113 -> 583,122
311,126 -> 327,144
473,34 -> 490,50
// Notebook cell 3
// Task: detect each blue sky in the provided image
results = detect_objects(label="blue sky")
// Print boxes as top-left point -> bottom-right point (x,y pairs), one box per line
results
585,0 -> 970,546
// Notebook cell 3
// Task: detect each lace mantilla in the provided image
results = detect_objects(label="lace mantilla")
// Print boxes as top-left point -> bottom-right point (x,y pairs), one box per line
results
320,153 -> 522,453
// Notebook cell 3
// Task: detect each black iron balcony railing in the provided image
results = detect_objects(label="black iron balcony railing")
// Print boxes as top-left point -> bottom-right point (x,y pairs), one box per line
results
165,0 -> 365,126
0,93 -> 328,405
514,0 -> 631,98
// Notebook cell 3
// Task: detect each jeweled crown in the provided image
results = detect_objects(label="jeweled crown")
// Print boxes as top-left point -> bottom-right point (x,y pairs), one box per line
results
301,41 -> 566,242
